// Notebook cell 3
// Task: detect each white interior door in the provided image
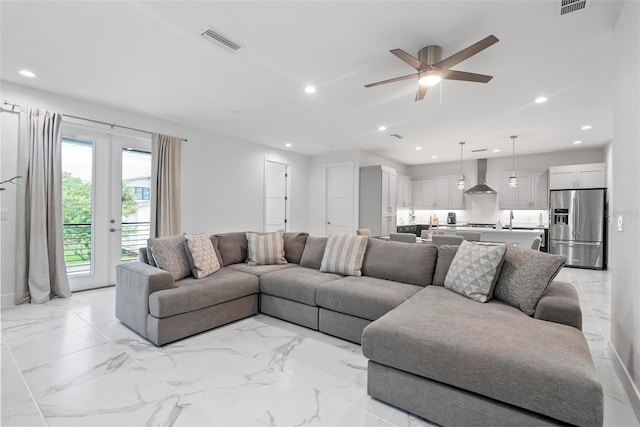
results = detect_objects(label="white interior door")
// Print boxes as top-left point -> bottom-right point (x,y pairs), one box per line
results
264,160 -> 289,232
325,163 -> 354,235
61,123 -> 150,291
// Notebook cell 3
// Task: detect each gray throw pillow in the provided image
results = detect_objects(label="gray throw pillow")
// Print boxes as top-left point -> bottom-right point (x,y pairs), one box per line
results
147,234 -> 191,280
494,246 -> 566,316
432,245 -> 459,286
444,241 -> 507,303
299,237 -> 328,270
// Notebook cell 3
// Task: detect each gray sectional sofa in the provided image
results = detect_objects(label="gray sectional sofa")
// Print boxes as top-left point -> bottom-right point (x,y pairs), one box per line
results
115,231 -> 603,427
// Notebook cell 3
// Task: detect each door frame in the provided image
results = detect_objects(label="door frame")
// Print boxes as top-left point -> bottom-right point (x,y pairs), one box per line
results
263,159 -> 290,232
324,161 -> 356,236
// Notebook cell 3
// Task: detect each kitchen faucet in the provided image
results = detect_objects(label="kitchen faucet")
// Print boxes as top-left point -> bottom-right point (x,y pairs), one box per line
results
509,210 -> 514,231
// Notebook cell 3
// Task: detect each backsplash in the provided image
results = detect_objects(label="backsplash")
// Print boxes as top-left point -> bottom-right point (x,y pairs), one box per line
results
397,208 -> 548,227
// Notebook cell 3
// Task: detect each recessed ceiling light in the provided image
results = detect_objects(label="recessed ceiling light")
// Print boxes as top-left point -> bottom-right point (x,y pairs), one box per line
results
431,155 -> 437,159
416,147 -> 422,151
19,70 -> 36,78
573,140 -> 583,145
304,85 -> 316,94
378,126 -> 387,131
493,149 -> 501,153
534,96 -> 548,104
285,143 -> 292,148
581,125 -> 592,130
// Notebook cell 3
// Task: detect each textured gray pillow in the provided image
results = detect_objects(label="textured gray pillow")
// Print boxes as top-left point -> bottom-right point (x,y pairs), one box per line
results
147,234 -> 191,280
184,234 -> 221,278
432,245 -> 459,286
299,236 -> 328,270
494,246 -> 566,315
444,241 -> 506,302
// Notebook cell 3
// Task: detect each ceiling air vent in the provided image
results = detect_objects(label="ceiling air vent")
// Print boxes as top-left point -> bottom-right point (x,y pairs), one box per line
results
390,134 -> 403,139
471,148 -> 487,153
201,28 -> 242,51
558,0 -> 587,16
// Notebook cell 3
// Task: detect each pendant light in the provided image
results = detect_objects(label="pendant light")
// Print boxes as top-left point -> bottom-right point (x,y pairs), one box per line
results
508,135 -> 518,188
457,141 -> 465,190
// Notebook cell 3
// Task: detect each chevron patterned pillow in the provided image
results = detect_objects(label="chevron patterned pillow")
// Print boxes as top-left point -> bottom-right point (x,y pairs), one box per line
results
444,241 -> 507,303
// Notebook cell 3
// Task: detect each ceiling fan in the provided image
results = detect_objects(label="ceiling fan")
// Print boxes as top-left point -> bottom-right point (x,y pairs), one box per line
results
365,35 -> 499,101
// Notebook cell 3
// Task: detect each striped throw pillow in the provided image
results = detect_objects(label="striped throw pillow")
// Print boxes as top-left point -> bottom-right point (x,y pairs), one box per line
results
320,234 -> 368,276
246,230 -> 288,265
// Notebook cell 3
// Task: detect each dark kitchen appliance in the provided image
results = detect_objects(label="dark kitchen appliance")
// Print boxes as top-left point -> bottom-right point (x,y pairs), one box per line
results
447,212 -> 457,224
549,189 -> 606,269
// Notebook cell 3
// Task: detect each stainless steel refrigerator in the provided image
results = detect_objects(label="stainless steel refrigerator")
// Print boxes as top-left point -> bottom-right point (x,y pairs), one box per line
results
549,188 -> 606,269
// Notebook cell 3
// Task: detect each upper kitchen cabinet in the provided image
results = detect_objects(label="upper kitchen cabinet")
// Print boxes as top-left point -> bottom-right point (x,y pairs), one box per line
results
412,176 -> 464,209
549,163 -> 606,190
499,171 -> 548,210
397,175 -> 412,209
359,166 -> 398,236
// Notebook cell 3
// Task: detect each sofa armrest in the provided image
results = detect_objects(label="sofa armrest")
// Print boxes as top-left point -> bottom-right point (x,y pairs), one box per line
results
534,281 -> 582,330
115,262 -> 175,339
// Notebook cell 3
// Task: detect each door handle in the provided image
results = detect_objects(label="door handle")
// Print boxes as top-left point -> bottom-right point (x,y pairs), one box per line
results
110,228 -> 121,232
327,222 -> 331,225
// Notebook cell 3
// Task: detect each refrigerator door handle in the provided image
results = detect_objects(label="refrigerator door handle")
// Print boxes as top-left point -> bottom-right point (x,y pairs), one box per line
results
553,241 -> 600,247
575,196 -> 580,237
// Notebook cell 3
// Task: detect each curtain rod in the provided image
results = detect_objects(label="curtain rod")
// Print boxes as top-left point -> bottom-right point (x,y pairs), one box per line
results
2,101 -> 187,142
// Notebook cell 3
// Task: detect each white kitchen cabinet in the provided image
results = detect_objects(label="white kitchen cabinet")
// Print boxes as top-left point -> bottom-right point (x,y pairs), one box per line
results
549,163 -> 606,190
421,177 -> 449,209
412,176 -> 464,209
396,175 -> 412,209
359,165 -> 398,236
499,171 -> 548,210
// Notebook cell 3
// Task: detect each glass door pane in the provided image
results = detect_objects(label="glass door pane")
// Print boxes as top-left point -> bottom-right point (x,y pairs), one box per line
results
61,138 -> 94,276
120,149 -> 151,262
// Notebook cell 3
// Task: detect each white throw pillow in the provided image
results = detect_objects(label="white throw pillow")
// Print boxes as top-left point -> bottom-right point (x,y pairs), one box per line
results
444,241 -> 507,302
246,230 -> 288,265
184,234 -> 221,278
320,234 -> 368,276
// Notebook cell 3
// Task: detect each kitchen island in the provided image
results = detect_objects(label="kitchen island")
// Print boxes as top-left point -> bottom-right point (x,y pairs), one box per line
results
436,226 -> 543,247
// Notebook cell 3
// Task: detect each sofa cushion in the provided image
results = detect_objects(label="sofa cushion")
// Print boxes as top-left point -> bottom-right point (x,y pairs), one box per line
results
147,234 -> 191,281
149,267 -> 259,318
146,247 -> 157,267
432,244 -> 459,286
362,286 -> 602,427
283,232 -> 309,264
246,230 -> 287,265
444,241 -> 506,303
315,276 -> 422,321
260,267 -> 343,306
214,232 -> 249,266
227,263 -> 297,276
184,234 -> 221,278
494,245 -> 566,316
299,236 -> 327,270
361,238 -> 437,286
320,234 -> 368,276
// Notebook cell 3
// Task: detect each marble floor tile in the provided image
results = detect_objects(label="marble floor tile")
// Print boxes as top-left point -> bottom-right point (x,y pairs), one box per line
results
1,266 -> 638,427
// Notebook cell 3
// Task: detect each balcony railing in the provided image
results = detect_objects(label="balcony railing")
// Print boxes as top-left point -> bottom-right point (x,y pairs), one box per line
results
63,221 -> 150,275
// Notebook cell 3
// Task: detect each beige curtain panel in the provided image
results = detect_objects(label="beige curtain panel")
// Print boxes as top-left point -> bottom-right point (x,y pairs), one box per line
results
151,133 -> 182,238
15,107 -> 72,304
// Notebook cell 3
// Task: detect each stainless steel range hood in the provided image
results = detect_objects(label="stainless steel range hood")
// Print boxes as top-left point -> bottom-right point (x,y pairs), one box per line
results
465,159 -> 497,194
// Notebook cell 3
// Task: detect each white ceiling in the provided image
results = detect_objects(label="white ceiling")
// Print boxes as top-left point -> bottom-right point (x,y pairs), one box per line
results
1,1 -> 621,165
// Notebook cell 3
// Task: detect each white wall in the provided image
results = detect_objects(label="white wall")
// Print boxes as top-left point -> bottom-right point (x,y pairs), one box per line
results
610,0 -> 640,407
0,82 -> 309,306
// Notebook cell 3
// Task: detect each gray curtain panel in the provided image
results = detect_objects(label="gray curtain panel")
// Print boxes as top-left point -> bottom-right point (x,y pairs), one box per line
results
151,133 -> 182,237
15,107 -> 72,304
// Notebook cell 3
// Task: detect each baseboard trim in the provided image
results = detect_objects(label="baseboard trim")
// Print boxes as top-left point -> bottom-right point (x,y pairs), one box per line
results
1,293 -> 15,308
609,341 -> 640,423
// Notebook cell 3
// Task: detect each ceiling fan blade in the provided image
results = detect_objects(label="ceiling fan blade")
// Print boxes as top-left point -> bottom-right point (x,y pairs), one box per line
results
364,73 -> 418,88
415,84 -> 428,102
433,35 -> 499,71
442,69 -> 493,83
390,49 -> 425,71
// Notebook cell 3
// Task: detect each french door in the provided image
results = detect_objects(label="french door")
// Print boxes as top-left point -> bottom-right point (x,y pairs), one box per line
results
61,124 -> 151,291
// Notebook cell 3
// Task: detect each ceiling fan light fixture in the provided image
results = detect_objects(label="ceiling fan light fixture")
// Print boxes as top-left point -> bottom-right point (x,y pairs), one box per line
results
418,70 -> 442,87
